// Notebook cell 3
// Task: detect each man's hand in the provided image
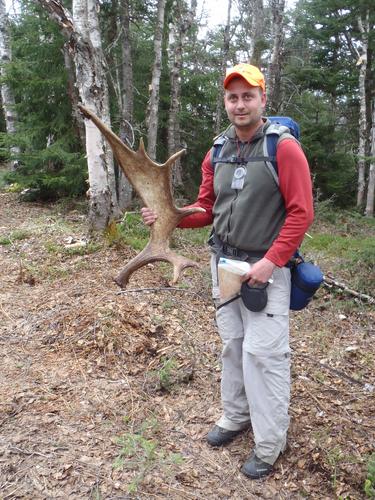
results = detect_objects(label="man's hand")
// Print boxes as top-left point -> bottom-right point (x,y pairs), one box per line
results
241,257 -> 276,286
140,207 -> 158,226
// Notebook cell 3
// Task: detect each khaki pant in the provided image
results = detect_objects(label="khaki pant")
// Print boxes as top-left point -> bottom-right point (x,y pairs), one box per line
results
211,255 -> 291,465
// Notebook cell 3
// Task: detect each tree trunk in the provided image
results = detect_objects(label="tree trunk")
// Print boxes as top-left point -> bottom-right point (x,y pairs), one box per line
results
146,0 -> 167,160
39,0 -> 120,230
0,0 -> 20,169
215,0 -> 232,134
120,0 -> 134,138
104,0 -> 122,114
116,0 -> 133,210
365,100 -> 375,217
267,0 -> 285,114
63,45 -> 85,146
167,0 -> 197,188
356,12 -> 369,209
248,0 -> 264,66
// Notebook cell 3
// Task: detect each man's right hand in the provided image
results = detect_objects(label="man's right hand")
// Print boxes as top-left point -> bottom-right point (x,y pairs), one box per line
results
140,207 -> 158,226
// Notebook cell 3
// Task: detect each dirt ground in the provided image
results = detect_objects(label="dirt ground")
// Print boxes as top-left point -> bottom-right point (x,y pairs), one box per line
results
0,191 -> 374,499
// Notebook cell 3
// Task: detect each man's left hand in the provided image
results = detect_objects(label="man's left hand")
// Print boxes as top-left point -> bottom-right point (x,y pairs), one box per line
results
242,257 -> 276,286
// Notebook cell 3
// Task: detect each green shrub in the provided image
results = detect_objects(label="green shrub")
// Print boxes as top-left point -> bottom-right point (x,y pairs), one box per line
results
105,213 -> 149,250
0,229 -> 31,245
365,453 -> 375,498
113,417 -> 184,493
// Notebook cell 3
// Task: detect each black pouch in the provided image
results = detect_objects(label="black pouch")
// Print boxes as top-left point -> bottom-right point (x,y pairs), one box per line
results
240,282 -> 269,312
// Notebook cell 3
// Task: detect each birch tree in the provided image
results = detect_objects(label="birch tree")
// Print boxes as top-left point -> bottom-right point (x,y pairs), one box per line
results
167,0 -> 197,188
365,101 -> 375,217
356,11 -> 369,209
267,0 -> 285,114
146,0 -> 166,159
95,0 -> 133,210
0,0 -> 20,169
338,6 -> 372,209
39,0 -> 120,230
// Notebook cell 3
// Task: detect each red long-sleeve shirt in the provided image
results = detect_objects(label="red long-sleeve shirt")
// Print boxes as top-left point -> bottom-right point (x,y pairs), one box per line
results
178,139 -> 314,267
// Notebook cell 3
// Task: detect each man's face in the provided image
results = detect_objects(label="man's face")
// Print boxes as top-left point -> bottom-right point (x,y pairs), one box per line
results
224,78 -> 266,131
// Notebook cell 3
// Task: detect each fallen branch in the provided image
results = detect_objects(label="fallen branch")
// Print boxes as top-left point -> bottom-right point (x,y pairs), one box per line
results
323,275 -> 374,304
116,287 -> 206,299
296,353 -> 374,391
9,446 -> 49,458
319,360 -> 366,387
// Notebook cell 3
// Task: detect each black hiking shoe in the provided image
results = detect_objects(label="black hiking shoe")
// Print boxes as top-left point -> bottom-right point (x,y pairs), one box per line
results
206,425 -> 245,447
241,452 -> 274,479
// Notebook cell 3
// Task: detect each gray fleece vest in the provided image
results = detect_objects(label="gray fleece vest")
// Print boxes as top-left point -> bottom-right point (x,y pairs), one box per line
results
212,121 -> 288,253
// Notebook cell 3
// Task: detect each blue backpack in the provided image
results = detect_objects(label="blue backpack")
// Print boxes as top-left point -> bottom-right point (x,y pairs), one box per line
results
211,116 -> 300,183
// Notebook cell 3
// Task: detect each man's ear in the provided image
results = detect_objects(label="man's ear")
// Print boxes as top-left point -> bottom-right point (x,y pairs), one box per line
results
261,91 -> 267,109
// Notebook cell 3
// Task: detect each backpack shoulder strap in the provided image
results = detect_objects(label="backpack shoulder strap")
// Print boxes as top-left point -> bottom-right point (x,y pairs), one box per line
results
264,123 -> 296,185
210,125 -> 235,168
210,134 -> 228,167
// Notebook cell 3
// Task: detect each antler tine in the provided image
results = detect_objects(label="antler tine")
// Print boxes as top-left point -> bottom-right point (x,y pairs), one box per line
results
136,137 -> 149,158
162,148 -> 186,169
78,104 -> 136,158
114,244 -> 200,288
136,137 -> 186,171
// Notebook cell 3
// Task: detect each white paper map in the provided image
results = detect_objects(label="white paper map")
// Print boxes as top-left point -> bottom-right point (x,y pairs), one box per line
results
217,258 -> 250,301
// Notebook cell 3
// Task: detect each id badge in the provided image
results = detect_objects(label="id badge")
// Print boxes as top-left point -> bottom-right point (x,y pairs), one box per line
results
231,166 -> 247,190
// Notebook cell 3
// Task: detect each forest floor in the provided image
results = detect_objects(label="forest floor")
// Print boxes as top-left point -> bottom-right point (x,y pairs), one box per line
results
0,190 -> 374,499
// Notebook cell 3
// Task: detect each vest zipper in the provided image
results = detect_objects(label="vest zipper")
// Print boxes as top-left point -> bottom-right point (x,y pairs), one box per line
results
227,189 -> 239,239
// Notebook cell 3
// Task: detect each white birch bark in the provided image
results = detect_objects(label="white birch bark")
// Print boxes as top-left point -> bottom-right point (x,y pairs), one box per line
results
356,13 -> 369,209
365,100 -> 375,217
39,0 -> 120,230
0,0 -> 20,169
146,0 -> 166,160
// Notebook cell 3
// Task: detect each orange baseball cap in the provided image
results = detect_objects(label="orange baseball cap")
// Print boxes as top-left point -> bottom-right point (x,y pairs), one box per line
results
224,63 -> 266,92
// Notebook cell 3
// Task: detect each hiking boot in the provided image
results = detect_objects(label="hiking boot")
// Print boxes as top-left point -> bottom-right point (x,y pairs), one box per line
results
241,452 -> 274,479
206,425 -> 245,447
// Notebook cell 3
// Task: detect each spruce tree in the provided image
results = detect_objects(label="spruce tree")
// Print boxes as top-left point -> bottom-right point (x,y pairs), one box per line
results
1,1 -> 86,200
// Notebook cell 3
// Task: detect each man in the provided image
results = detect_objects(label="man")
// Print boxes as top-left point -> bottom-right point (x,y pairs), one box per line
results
142,63 -> 314,479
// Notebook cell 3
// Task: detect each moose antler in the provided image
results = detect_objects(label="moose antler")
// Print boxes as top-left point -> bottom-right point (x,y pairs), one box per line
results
78,105 -> 205,288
